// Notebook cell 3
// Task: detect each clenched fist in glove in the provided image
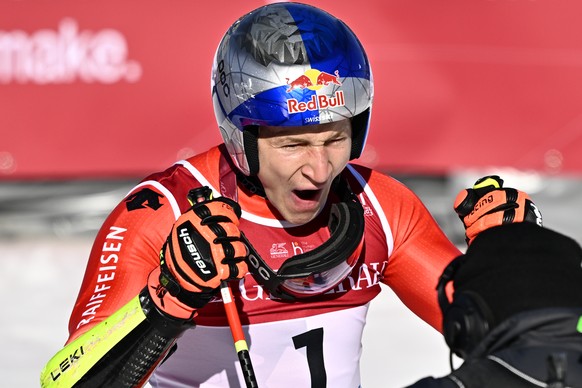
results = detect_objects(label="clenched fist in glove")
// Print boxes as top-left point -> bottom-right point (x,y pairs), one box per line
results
148,189 -> 248,320
454,175 -> 543,244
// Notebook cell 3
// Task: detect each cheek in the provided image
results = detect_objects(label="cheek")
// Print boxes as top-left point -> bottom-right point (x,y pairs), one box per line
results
331,145 -> 351,172
259,145 -> 301,176
258,151 -> 288,185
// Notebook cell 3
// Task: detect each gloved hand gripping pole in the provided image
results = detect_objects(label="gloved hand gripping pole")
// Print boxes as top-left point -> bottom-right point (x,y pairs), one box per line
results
188,187 -> 259,388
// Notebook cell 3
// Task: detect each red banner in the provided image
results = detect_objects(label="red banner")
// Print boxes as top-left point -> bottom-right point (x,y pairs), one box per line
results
2,0 -> 582,179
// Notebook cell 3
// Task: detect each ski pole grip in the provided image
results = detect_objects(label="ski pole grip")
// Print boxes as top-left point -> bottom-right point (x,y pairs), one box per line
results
188,186 -> 213,204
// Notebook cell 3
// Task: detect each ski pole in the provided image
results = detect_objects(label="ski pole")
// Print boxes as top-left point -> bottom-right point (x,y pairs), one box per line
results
220,281 -> 259,388
188,187 -> 258,387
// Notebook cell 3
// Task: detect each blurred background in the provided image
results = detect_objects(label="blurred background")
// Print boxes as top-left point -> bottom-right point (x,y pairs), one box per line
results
2,0 -> 582,386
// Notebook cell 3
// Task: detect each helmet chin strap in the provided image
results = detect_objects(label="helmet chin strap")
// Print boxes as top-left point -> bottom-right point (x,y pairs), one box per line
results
220,143 -> 266,198
242,126 -> 260,176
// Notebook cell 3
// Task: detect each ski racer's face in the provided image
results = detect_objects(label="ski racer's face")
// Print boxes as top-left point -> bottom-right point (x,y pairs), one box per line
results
257,119 -> 352,225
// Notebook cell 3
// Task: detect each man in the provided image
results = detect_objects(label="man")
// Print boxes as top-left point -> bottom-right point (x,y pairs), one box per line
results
406,222 -> 582,387
40,3 -> 540,387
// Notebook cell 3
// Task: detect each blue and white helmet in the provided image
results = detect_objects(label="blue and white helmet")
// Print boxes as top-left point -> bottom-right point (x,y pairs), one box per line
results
211,2 -> 374,176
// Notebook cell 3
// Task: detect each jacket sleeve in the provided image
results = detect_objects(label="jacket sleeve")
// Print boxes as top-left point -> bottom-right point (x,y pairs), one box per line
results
362,168 -> 461,332
41,180 -> 186,387
40,287 -> 192,387
67,182 -> 179,340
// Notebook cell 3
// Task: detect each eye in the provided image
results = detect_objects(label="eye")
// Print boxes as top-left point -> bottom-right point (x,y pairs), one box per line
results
281,143 -> 301,150
279,140 -> 308,150
326,137 -> 348,146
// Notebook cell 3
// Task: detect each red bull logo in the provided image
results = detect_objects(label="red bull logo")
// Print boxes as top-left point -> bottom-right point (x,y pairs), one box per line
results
285,69 -> 344,114
285,69 -> 341,92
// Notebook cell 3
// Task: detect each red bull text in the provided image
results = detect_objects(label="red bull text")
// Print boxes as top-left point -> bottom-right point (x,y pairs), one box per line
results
287,90 -> 345,114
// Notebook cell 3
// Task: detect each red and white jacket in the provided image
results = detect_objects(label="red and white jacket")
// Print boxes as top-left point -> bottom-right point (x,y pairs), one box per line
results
67,145 -> 460,387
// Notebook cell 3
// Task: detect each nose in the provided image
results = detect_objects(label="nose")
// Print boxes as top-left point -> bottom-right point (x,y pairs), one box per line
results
301,146 -> 332,183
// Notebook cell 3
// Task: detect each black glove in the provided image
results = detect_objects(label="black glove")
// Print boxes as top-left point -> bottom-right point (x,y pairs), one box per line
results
148,190 -> 248,320
454,175 -> 543,244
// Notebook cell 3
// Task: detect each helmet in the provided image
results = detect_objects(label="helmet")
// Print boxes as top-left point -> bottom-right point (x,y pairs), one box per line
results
211,2 -> 374,176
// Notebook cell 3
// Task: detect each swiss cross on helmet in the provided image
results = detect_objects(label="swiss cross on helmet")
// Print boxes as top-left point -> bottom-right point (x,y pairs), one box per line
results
211,2 -> 374,176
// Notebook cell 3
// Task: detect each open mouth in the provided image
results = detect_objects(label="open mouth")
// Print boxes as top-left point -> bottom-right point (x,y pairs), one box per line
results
293,189 -> 320,201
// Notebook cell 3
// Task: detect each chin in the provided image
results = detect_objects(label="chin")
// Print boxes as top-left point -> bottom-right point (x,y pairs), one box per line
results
281,206 -> 321,225
270,194 -> 322,225
286,214 -> 316,225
